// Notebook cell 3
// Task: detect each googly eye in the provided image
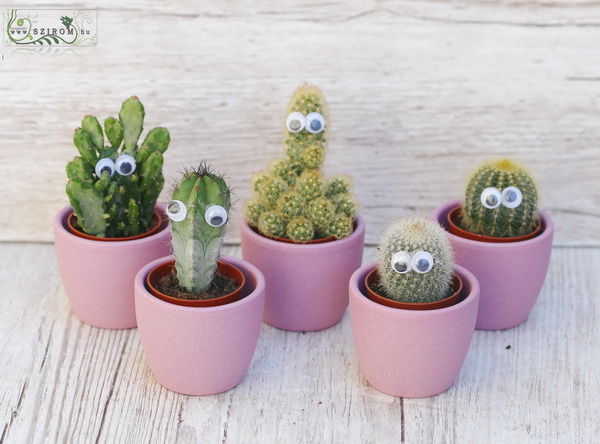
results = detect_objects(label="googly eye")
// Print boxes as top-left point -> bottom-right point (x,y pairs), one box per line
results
501,187 -> 523,209
286,112 -> 306,133
95,158 -> 115,178
115,154 -> 136,176
412,251 -> 434,274
166,200 -> 187,222
305,112 -> 325,134
480,187 -> 502,209
205,205 -> 228,227
390,251 -> 412,274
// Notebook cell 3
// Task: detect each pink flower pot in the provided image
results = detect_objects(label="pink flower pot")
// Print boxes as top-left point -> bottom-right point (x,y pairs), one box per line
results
240,215 -> 365,331
54,205 -> 172,329
135,255 -> 265,396
349,263 -> 480,398
433,200 -> 554,330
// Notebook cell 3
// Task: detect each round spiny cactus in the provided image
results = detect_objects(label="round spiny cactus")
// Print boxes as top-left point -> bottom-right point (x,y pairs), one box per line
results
460,158 -> 538,238
377,216 -> 454,304
244,84 -> 358,243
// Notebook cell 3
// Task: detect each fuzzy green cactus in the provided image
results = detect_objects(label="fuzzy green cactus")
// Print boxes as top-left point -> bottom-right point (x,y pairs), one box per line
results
65,96 -> 169,238
166,164 -> 232,293
460,159 -> 539,238
377,216 -> 454,304
244,84 -> 358,243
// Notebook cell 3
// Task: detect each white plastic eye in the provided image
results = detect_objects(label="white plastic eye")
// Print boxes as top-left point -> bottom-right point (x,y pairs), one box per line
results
412,251 -> 434,274
305,112 -> 325,134
115,154 -> 136,176
95,158 -> 115,177
501,187 -> 523,209
205,205 -> 228,227
480,187 -> 502,209
390,251 -> 412,274
166,200 -> 187,222
286,112 -> 306,133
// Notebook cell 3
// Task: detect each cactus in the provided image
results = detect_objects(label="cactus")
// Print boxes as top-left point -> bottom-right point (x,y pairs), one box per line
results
65,96 -> 170,238
377,216 -> 454,304
244,84 -> 358,243
460,159 -> 539,238
166,164 -> 232,293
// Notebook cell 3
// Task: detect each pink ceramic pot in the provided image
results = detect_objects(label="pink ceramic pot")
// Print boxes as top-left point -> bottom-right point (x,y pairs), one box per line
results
349,263 -> 480,398
135,255 -> 265,396
433,200 -> 554,330
54,205 -> 172,329
240,215 -> 365,332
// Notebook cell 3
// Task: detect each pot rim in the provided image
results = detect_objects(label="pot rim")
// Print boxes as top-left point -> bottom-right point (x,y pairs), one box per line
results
67,210 -> 163,242
55,204 -> 170,246
136,255 -> 265,313
145,259 -> 245,307
240,214 -> 366,251
351,262 -> 480,317
433,200 -> 554,250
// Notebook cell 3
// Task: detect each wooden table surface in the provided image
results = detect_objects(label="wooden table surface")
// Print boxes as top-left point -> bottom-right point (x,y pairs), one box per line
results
1,242 -> 598,443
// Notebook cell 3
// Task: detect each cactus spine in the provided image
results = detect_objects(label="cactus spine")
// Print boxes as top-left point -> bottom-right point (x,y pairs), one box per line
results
460,159 -> 538,238
244,84 -> 358,243
377,216 -> 454,303
66,96 -> 170,238
168,165 -> 232,293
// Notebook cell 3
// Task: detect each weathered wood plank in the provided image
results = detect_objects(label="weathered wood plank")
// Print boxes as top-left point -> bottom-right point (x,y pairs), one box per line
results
1,2 -> 599,245
0,243 -> 598,442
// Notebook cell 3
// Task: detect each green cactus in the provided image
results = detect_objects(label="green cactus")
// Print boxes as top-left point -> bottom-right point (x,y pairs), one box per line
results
65,96 -> 170,238
166,164 -> 232,293
460,159 -> 539,238
244,84 -> 359,243
377,216 -> 454,304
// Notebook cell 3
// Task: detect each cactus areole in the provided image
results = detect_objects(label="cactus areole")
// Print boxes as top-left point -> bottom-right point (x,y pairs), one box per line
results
448,159 -> 542,242
146,164 -> 244,306
243,84 -> 359,244
65,96 -> 170,239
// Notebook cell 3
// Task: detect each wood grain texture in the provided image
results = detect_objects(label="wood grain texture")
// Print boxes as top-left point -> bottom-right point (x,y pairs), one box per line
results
0,1 -> 599,245
0,243 -> 598,443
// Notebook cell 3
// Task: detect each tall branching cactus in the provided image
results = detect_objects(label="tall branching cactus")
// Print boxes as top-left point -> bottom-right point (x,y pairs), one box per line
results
165,165 -> 231,293
244,84 -> 359,243
460,159 -> 538,238
66,96 -> 170,238
377,216 -> 454,303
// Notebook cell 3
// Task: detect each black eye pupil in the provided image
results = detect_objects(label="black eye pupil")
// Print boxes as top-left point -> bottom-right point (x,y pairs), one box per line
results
394,262 -> 408,273
101,166 -> 112,174
168,202 -> 180,213
310,120 -> 321,131
416,259 -> 429,272
486,195 -> 498,206
119,162 -> 132,174
210,216 -> 223,226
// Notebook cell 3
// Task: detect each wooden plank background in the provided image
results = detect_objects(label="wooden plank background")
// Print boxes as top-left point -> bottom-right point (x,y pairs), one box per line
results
1,0 -> 599,246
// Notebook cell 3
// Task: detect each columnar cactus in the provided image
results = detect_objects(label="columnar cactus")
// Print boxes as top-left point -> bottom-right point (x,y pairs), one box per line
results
66,96 -> 169,238
243,84 -> 358,243
460,159 -> 538,238
165,164 -> 232,293
377,216 -> 454,303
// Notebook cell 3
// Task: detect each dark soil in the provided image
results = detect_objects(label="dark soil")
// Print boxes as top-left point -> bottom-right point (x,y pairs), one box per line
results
154,268 -> 240,301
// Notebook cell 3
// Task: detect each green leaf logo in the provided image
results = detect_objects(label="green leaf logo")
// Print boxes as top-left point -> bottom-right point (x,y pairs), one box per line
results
60,16 -> 73,29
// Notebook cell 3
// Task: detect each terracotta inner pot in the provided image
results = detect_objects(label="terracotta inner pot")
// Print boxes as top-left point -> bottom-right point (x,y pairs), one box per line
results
446,205 -> 542,243
364,269 -> 464,310
68,210 -> 163,242
146,260 -> 245,307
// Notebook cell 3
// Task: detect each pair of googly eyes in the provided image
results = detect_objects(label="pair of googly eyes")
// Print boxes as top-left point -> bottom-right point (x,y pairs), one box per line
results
481,187 -> 523,210
286,112 -> 326,134
390,251 -> 434,274
95,155 -> 136,178
166,200 -> 229,228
